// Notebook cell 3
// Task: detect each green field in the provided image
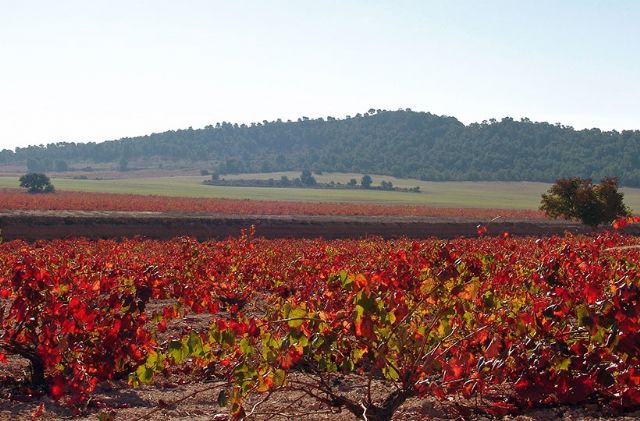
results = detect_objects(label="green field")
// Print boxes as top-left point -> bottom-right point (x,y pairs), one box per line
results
3,173 -> 640,211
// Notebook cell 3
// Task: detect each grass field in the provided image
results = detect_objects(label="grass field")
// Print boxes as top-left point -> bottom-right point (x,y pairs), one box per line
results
3,173 -> 640,211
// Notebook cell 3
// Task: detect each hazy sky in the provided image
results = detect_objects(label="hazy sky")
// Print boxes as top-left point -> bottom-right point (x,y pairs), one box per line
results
1,0 -> 638,151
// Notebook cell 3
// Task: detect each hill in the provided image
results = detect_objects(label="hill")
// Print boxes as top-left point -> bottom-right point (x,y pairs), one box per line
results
2,109 -> 640,185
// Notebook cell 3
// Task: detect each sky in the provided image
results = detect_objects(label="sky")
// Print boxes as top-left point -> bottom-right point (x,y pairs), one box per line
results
0,0 -> 638,151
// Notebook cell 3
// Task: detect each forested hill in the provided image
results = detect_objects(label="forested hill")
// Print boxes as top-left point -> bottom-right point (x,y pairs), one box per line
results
3,109 -> 640,186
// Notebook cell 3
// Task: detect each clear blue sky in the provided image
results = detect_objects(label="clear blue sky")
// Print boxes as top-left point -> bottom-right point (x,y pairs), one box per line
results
1,0 -> 638,151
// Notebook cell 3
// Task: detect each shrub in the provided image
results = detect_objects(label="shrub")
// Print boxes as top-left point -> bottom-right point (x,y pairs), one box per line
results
19,173 -> 55,194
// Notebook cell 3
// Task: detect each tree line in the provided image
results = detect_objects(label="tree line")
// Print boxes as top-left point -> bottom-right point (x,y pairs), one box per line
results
204,171 -> 421,193
2,109 -> 640,186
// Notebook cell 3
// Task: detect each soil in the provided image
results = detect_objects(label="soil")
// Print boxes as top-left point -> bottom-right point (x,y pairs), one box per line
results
2,210 -> 633,242
2,307 -> 639,421
1,341 -> 639,421
3,374 -> 640,420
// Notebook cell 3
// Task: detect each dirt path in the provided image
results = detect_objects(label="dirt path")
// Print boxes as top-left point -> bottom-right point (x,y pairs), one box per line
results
1,210 -> 630,241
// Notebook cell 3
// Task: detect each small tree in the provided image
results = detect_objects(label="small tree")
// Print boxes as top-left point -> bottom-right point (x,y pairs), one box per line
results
19,173 -> 55,193
361,174 -> 372,189
540,177 -> 629,227
300,169 -> 317,186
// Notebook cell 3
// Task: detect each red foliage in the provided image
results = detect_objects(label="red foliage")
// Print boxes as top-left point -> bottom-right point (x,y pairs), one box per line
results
613,215 -> 640,230
0,231 -> 639,415
0,188 -> 543,219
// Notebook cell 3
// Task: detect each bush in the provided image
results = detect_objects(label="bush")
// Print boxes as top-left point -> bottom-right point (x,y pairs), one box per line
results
361,174 -> 372,188
540,177 -> 629,227
19,173 -> 55,193
300,169 -> 317,186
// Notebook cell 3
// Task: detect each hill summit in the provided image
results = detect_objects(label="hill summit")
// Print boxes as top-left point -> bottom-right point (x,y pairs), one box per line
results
2,109 -> 640,186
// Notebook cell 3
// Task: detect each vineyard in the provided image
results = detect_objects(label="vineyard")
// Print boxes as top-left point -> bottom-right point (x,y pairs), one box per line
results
1,229 -> 639,419
0,188 -> 544,219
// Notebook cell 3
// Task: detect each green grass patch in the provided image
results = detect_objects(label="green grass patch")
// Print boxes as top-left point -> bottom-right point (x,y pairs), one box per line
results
3,174 -> 640,212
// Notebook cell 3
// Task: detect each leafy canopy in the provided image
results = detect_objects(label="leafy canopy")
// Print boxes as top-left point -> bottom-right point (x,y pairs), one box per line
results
360,174 -> 372,188
19,173 -> 55,193
300,169 -> 316,186
540,177 -> 629,227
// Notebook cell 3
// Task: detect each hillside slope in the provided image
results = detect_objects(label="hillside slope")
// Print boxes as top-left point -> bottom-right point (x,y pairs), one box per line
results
3,110 -> 640,185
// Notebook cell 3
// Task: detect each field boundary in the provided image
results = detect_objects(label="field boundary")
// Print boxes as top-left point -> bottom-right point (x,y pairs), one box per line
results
0,210 -> 626,241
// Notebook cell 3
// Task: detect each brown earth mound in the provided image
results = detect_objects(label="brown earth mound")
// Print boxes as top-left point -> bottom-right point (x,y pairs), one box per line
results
0,210 -> 614,241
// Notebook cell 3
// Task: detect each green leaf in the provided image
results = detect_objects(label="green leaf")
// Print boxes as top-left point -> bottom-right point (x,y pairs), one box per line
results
591,326 -> 607,344
217,389 -> 228,407
463,308 -> 474,326
221,329 -> 235,347
341,358 -> 355,372
136,365 -> 153,383
352,347 -> 367,363
288,307 -> 306,327
145,350 -> 158,368
437,319 -> 451,337
576,305 -> 593,327
354,304 -> 364,322
241,380 -> 254,394
168,340 -> 187,364
355,292 -> 376,312
239,338 -> 252,355
281,302 -> 292,318
386,310 -> 396,325
234,363 -> 258,380
188,332 -> 204,356
339,270 -> 351,288
312,335 -> 324,348
482,291 -> 497,308
273,368 -> 286,386
230,402 -> 243,417
383,363 -> 400,380
209,328 -> 221,344
556,358 -> 571,371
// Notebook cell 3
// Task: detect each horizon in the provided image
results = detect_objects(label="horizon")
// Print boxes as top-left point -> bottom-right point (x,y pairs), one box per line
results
5,108 -> 639,152
1,0 -> 639,151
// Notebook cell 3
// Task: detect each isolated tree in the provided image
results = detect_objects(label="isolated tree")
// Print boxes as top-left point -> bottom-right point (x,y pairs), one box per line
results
540,177 -> 629,227
347,178 -> 357,187
300,169 -> 317,186
19,173 -> 55,193
361,174 -> 373,189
